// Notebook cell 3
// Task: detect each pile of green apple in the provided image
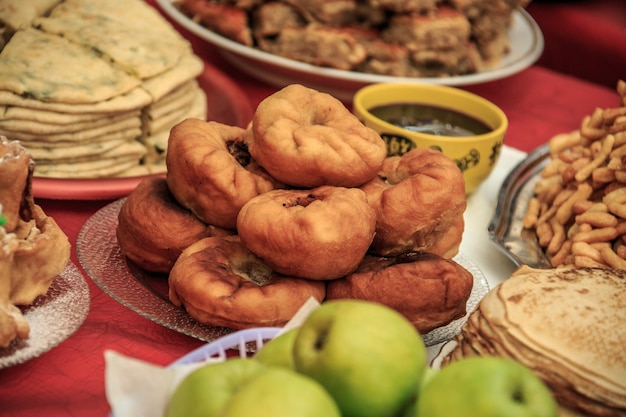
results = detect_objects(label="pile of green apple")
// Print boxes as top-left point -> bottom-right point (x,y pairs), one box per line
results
166,299 -> 558,417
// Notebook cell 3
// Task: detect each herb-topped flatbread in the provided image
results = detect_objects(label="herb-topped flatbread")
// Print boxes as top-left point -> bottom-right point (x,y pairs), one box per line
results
1,105 -> 133,125
0,28 -> 141,104
140,54 -> 204,101
28,137 -> 132,161
0,0 -> 208,180
34,140 -> 148,178
0,0 -> 60,31
0,117 -> 141,142
34,0 -> 192,79
0,87 -> 152,113
0,111 -> 140,135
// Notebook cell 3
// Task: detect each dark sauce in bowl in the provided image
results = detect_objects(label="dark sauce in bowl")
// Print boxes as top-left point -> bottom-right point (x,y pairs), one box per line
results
369,103 -> 492,137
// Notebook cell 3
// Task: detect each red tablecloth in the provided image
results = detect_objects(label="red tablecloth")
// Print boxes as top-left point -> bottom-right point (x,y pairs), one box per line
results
527,0 -> 626,90
0,2 -> 622,416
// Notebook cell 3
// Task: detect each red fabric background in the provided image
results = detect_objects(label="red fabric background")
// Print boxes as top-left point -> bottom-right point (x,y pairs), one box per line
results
527,0 -> 626,89
0,1 -> 623,416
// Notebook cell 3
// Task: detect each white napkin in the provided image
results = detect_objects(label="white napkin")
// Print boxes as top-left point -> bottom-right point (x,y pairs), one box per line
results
104,297 -> 322,417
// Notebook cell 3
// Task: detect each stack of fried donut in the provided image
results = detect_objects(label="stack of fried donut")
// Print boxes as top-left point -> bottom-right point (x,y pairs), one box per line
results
116,84 -> 473,333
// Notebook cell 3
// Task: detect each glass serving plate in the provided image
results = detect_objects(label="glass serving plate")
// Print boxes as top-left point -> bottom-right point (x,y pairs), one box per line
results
77,199 -> 489,347
0,262 -> 90,368
488,144 -> 552,268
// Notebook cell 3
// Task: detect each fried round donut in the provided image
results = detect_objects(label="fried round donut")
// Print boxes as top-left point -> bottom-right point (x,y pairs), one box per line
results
360,147 -> 466,257
248,84 -> 387,188
116,177 -> 232,273
237,185 -> 376,280
326,252 -> 474,333
166,118 -> 282,229
168,235 -> 326,329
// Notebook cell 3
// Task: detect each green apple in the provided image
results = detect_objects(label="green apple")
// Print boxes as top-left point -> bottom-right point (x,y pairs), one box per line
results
293,299 -> 427,417
166,358 -> 340,417
419,366 -> 439,389
219,364 -> 341,417
415,356 -> 558,417
402,367 -> 439,417
254,328 -> 299,369
166,358 -> 264,417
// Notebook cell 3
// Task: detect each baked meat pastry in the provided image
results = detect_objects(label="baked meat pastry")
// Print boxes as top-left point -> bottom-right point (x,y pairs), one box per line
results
237,185 -> 376,280
168,235 -> 326,329
0,136 -> 71,347
166,118 -> 282,229
360,147 -> 466,257
326,252 -> 474,333
9,204 -> 71,305
116,176 -> 233,274
1,216 -> 28,348
248,84 -> 387,188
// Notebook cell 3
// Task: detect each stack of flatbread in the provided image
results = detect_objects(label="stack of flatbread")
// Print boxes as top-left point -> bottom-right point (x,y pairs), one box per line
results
0,0 -> 206,178
440,266 -> 626,417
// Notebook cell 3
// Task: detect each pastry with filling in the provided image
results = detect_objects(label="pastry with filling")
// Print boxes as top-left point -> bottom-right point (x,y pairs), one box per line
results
116,177 -> 233,274
169,235 -> 326,329
327,252 -> 474,333
0,136 -> 71,347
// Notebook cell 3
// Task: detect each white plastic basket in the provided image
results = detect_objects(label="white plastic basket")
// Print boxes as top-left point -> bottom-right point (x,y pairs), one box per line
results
107,327 -> 283,417
170,327 -> 282,366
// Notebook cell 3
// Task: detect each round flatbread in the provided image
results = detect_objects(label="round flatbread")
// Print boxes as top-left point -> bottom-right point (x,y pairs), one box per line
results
0,111 -> 140,135
0,28 -> 141,104
34,0 -> 192,79
0,105 -> 139,125
0,0 -> 60,31
0,87 -> 152,114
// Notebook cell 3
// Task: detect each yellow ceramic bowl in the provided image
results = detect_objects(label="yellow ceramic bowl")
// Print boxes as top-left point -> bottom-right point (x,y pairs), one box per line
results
353,83 -> 508,194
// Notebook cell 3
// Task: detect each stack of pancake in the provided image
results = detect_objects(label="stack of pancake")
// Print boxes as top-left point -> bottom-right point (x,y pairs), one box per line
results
440,266 -> 626,417
0,0 -> 206,178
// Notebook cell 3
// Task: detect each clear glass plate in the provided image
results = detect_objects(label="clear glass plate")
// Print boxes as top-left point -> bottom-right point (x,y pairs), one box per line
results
0,262 -> 90,368
78,199 -> 489,347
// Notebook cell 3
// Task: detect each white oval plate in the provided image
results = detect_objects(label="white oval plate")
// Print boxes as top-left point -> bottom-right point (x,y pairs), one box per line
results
157,0 -> 544,101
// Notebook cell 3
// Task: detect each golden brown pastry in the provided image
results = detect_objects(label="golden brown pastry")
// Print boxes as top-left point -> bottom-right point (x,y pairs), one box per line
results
237,185 -> 376,280
428,215 -> 464,259
0,137 -> 70,306
166,118 -> 282,229
116,176 -> 233,274
1,224 -> 29,348
0,135 -> 32,233
168,235 -> 326,329
360,147 -> 466,257
326,252 -> 474,333
0,136 -> 71,347
9,204 -> 71,305
248,84 -> 387,188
